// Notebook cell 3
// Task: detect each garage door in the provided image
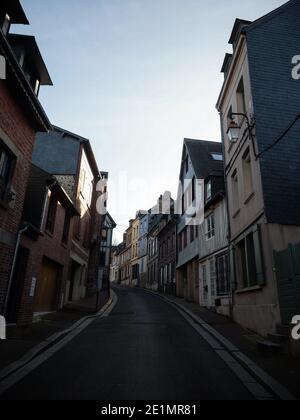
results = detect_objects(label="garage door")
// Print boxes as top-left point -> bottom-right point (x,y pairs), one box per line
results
35,258 -> 60,313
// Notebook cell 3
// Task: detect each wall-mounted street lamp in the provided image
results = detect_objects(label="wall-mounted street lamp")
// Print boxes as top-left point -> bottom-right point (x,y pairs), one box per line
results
226,119 -> 240,143
227,112 -> 258,159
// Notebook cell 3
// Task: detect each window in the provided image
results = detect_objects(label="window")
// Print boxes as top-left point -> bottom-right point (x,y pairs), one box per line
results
74,216 -> 81,240
62,213 -> 71,244
46,194 -> 57,233
190,225 -> 195,243
183,228 -> 188,248
185,156 -> 189,174
182,193 -> 185,215
0,143 -> 15,204
235,227 -> 265,289
242,149 -> 253,198
216,254 -> 230,296
236,77 -> 247,119
192,176 -> 196,202
231,170 -> 239,213
34,79 -> 40,96
83,221 -> 90,248
206,180 -> 212,201
178,232 -> 183,252
211,153 -> 223,161
206,214 -> 215,240
2,14 -> 11,35
99,251 -> 106,266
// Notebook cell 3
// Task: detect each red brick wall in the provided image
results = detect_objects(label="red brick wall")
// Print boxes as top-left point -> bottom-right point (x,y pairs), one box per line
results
17,200 -> 74,325
0,80 -> 36,312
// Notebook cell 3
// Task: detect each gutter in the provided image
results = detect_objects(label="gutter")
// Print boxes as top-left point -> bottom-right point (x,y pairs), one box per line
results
219,111 -> 234,318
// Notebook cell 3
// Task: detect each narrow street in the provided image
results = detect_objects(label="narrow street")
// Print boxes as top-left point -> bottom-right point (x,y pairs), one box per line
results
1,287 -> 254,401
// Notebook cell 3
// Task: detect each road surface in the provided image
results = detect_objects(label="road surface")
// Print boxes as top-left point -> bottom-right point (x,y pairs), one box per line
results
1,287 -> 253,400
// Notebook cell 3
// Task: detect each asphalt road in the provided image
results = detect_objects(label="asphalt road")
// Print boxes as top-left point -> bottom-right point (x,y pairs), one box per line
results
1,287 -> 253,400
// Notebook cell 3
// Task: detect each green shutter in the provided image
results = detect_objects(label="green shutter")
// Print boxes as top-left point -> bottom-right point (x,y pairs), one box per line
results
229,245 -> 236,291
253,225 -> 265,286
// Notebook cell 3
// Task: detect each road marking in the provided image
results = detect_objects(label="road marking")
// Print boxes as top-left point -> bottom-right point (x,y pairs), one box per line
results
140,287 -> 296,401
0,290 -> 118,395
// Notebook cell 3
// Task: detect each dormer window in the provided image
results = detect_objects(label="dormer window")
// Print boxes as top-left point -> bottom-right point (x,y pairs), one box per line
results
1,13 -> 11,36
34,79 -> 40,96
206,180 -> 212,201
211,153 -> 223,161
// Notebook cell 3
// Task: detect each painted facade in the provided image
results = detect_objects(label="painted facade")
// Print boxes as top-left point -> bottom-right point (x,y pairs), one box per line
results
176,139 -> 223,304
216,0 -> 300,336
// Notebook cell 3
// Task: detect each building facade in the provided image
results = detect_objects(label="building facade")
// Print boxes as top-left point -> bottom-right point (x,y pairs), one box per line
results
0,1 -> 52,319
176,139 -> 222,304
157,214 -> 177,296
137,213 -> 149,288
7,165 -> 78,324
216,0 -> 300,336
130,217 -> 140,287
32,126 -> 102,305
119,224 -> 132,286
198,169 -> 230,317
98,212 -> 116,294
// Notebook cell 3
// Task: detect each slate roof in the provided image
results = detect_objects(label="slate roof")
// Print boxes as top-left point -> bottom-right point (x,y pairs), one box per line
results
182,139 -> 224,180
8,34 -> 53,86
22,164 -> 79,230
2,0 -> 29,25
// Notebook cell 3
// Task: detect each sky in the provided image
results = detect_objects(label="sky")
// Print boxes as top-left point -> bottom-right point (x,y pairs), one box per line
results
18,0 -> 286,242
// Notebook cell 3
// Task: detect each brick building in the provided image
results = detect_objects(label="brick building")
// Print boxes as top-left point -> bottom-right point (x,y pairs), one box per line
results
0,1 -> 52,318
32,126 -> 103,305
6,165 -> 78,324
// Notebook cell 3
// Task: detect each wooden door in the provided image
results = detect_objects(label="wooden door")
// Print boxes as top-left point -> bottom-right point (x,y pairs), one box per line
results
35,259 -> 59,312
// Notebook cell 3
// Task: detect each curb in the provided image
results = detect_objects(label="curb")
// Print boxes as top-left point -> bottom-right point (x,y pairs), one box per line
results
140,287 -> 296,401
0,290 -> 118,389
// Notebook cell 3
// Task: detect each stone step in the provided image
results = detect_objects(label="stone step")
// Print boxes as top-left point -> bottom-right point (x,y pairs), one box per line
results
268,333 -> 289,344
257,340 -> 284,356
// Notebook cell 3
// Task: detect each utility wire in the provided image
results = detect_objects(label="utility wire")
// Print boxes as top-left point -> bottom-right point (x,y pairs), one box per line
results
257,111 -> 300,158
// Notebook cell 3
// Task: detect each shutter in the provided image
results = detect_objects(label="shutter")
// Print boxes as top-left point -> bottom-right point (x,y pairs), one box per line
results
253,225 -> 265,286
229,245 -> 236,291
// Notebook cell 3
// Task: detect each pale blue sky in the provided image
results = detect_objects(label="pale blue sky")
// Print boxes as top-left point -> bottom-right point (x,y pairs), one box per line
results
19,0 -> 286,241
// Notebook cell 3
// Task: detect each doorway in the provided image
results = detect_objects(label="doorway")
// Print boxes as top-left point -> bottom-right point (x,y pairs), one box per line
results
35,258 -> 60,313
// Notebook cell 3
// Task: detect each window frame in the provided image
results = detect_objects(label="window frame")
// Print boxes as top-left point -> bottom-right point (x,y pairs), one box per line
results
45,193 -> 57,234
0,140 -> 16,207
205,213 -> 215,241
206,180 -> 212,202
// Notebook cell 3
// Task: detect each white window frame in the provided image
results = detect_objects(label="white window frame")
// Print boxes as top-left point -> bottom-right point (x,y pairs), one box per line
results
205,213 -> 215,240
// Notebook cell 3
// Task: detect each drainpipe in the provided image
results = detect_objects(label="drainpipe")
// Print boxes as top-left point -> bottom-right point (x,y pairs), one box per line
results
3,179 -> 57,317
3,224 -> 29,317
219,111 -> 234,319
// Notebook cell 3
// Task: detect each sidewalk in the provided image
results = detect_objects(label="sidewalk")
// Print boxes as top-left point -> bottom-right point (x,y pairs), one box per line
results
158,292 -> 300,400
0,290 -> 110,372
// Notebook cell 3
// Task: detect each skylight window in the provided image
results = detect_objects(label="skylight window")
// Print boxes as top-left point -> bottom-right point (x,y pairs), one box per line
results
211,153 -> 223,161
